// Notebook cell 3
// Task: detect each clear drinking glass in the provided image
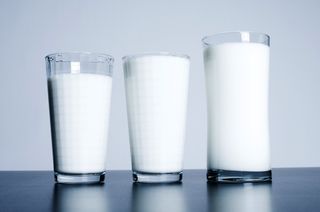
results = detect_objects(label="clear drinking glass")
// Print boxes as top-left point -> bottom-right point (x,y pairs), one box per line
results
202,32 -> 272,182
123,52 -> 190,183
46,52 -> 114,183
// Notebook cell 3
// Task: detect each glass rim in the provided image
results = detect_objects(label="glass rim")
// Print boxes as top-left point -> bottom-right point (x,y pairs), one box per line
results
45,52 -> 114,63
202,31 -> 270,46
122,52 -> 190,61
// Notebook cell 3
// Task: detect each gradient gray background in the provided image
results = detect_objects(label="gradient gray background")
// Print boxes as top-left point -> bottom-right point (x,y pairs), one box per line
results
0,0 -> 319,170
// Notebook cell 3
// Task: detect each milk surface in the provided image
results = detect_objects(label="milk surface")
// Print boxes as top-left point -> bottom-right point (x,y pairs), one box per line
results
124,55 -> 190,173
48,73 -> 112,174
204,42 -> 270,171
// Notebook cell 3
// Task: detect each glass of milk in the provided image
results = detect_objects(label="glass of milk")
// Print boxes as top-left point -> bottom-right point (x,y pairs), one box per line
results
45,52 -> 113,184
202,32 -> 271,182
123,53 -> 190,183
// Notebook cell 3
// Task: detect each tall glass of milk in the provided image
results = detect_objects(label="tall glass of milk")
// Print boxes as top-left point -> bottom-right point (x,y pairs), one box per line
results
202,32 -> 271,182
45,52 -> 114,183
123,53 -> 190,183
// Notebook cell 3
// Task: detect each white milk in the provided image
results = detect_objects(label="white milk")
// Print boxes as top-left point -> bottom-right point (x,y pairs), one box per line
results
48,73 -> 112,174
123,55 -> 190,173
204,42 -> 270,172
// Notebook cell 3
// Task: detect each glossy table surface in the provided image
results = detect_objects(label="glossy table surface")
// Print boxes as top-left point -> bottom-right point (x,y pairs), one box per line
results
0,168 -> 320,212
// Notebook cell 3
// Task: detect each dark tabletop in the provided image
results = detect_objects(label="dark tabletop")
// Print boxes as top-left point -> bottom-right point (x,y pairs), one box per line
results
0,168 -> 320,212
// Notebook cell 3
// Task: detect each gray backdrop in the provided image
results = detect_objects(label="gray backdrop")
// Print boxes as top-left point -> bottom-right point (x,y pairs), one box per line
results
0,0 -> 319,170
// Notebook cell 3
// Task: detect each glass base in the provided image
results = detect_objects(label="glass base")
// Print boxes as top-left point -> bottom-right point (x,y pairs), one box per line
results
207,169 -> 272,183
133,171 -> 182,183
54,172 -> 105,184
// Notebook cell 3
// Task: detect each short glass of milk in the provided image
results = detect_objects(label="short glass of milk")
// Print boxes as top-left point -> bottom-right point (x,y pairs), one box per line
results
46,52 -> 113,183
202,32 -> 272,182
123,52 -> 190,183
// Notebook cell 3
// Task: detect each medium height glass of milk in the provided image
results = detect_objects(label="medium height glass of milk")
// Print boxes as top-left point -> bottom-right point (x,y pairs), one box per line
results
123,53 -> 190,183
45,52 -> 113,184
202,32 -> 271,182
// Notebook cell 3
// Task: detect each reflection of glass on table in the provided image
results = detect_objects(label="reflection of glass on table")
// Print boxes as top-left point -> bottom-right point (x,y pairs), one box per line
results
207,183 -> 272,212
53,184 -> 109,212
131,183 -> 185,212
